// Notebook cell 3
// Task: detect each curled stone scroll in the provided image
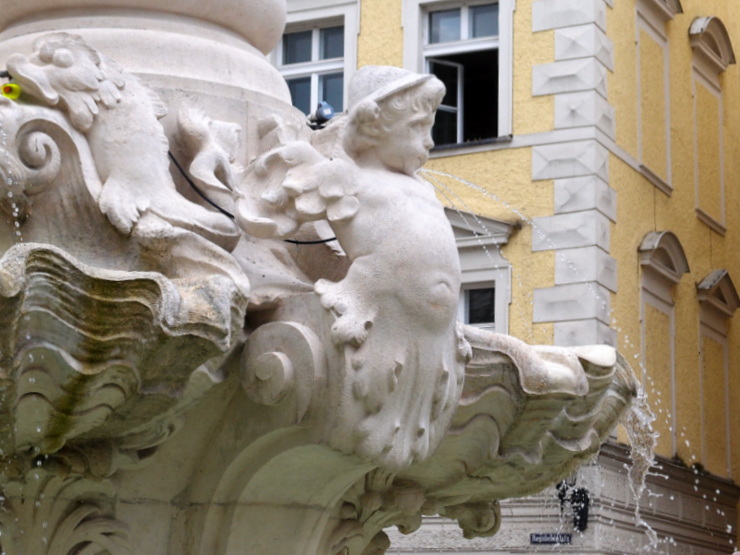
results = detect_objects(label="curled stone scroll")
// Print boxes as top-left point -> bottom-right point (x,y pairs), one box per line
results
0,31 -> 638,555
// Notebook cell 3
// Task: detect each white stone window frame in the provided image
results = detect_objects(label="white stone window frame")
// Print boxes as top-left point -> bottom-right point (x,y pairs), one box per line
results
445,207 -> 513,334
275,0 -> 359,114
689,16 -> 736,236
697,321 -> 730,475
402,0 -> 514,140
691,68 -> 725,235
638,231 -> 689,456
640,286 -> 676,453
696,269 -> 739,478
459,282 -> 498,332
635,0 -> 677,196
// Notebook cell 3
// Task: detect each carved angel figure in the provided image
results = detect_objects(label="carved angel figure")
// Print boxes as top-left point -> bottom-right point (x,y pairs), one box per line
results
6,33 -> 239,250
236,67 -> 470,469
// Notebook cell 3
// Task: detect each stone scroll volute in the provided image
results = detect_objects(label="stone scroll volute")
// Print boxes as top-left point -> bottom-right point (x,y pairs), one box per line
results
0,16 -> 638,555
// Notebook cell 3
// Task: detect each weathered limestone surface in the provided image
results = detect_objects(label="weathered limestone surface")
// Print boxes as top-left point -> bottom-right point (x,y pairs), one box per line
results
0,3 -> 638,553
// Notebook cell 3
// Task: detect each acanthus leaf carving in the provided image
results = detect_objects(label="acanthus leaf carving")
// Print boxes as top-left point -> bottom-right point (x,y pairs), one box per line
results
0,468 -> 131,555
0,25 -> 642,555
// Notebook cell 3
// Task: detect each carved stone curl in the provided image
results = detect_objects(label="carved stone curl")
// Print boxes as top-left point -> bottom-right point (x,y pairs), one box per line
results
0,30 -> 640,555
242,321 -> 324,419
0,468 -> 130,555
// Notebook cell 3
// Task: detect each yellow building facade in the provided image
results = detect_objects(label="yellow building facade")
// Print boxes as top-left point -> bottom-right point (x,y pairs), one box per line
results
278,0 -> 740,551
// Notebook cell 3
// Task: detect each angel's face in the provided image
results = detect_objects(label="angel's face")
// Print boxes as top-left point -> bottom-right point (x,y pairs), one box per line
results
374,110 -> 435,176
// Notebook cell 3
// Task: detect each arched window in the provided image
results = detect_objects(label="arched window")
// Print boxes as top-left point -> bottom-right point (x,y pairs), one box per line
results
635,0 -> 682,194
689,16 -> 735,235
697,269 -> 739,477
638,231 -> 689,457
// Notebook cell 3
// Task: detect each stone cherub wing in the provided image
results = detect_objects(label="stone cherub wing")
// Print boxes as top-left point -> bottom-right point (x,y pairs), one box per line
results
176,105 -> 241,211
234,135 -> 361,240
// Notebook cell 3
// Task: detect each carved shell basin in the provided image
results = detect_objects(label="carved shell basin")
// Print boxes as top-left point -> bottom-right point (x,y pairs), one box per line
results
0,242 -> 246,472
0,0 -> 286,55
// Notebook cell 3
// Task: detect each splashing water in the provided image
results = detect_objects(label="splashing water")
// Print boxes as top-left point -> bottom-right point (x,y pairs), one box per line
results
420,168 -> 611,312
621,387 -> 660,550
421,168 -> 534,224
421,167 -> 679,551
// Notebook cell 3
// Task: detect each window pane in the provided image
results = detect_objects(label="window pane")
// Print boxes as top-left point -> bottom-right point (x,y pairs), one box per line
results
320,26 -> 344,59
432,108 -> 458,145
467,288 -> 495,324
470,4 -> 499,38
429,60 -> 458,107
429,9 -> 461,43
320,73 -> 344,112
283,30 -> 312,64
287,77 -> 311,114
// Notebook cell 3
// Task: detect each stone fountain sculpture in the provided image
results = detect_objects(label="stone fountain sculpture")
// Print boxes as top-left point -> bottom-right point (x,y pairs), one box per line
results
0,2 -> 637,554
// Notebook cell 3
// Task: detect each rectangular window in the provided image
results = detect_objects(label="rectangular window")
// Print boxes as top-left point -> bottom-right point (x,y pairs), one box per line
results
636,4 -> 672,193
278,24 -> 345,115
424,2 -> 500,146
459,285 -> 496,330
465,287 -> 495,324
692,69 -> 725,234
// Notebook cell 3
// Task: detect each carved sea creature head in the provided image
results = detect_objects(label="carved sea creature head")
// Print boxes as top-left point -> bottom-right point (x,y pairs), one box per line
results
6,32 -> 125,132
343,66 -> 445,164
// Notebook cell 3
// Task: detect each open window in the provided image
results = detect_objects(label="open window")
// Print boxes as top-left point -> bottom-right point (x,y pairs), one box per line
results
424,2 -> 500,145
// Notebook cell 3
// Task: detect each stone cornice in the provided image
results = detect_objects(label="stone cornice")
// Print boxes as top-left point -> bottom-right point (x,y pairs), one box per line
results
0,0 -> 285,54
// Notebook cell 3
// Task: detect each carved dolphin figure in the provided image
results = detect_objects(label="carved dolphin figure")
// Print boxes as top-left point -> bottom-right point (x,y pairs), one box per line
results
6,33 -> 239,250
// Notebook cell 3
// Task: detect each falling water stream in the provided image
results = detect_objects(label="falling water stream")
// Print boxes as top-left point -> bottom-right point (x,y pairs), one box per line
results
418,168 -> 730,554
0,126 -> 24,245
622,389 -> 660,550
0,157 -> 732,552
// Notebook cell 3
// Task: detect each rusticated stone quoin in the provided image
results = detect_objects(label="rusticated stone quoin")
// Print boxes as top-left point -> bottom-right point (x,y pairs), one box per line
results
0,9 -> 638,554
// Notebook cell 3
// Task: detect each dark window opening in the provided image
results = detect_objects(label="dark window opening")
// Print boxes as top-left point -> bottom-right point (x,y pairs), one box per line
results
430,49 -> 498,146
466,287 -> 495,325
